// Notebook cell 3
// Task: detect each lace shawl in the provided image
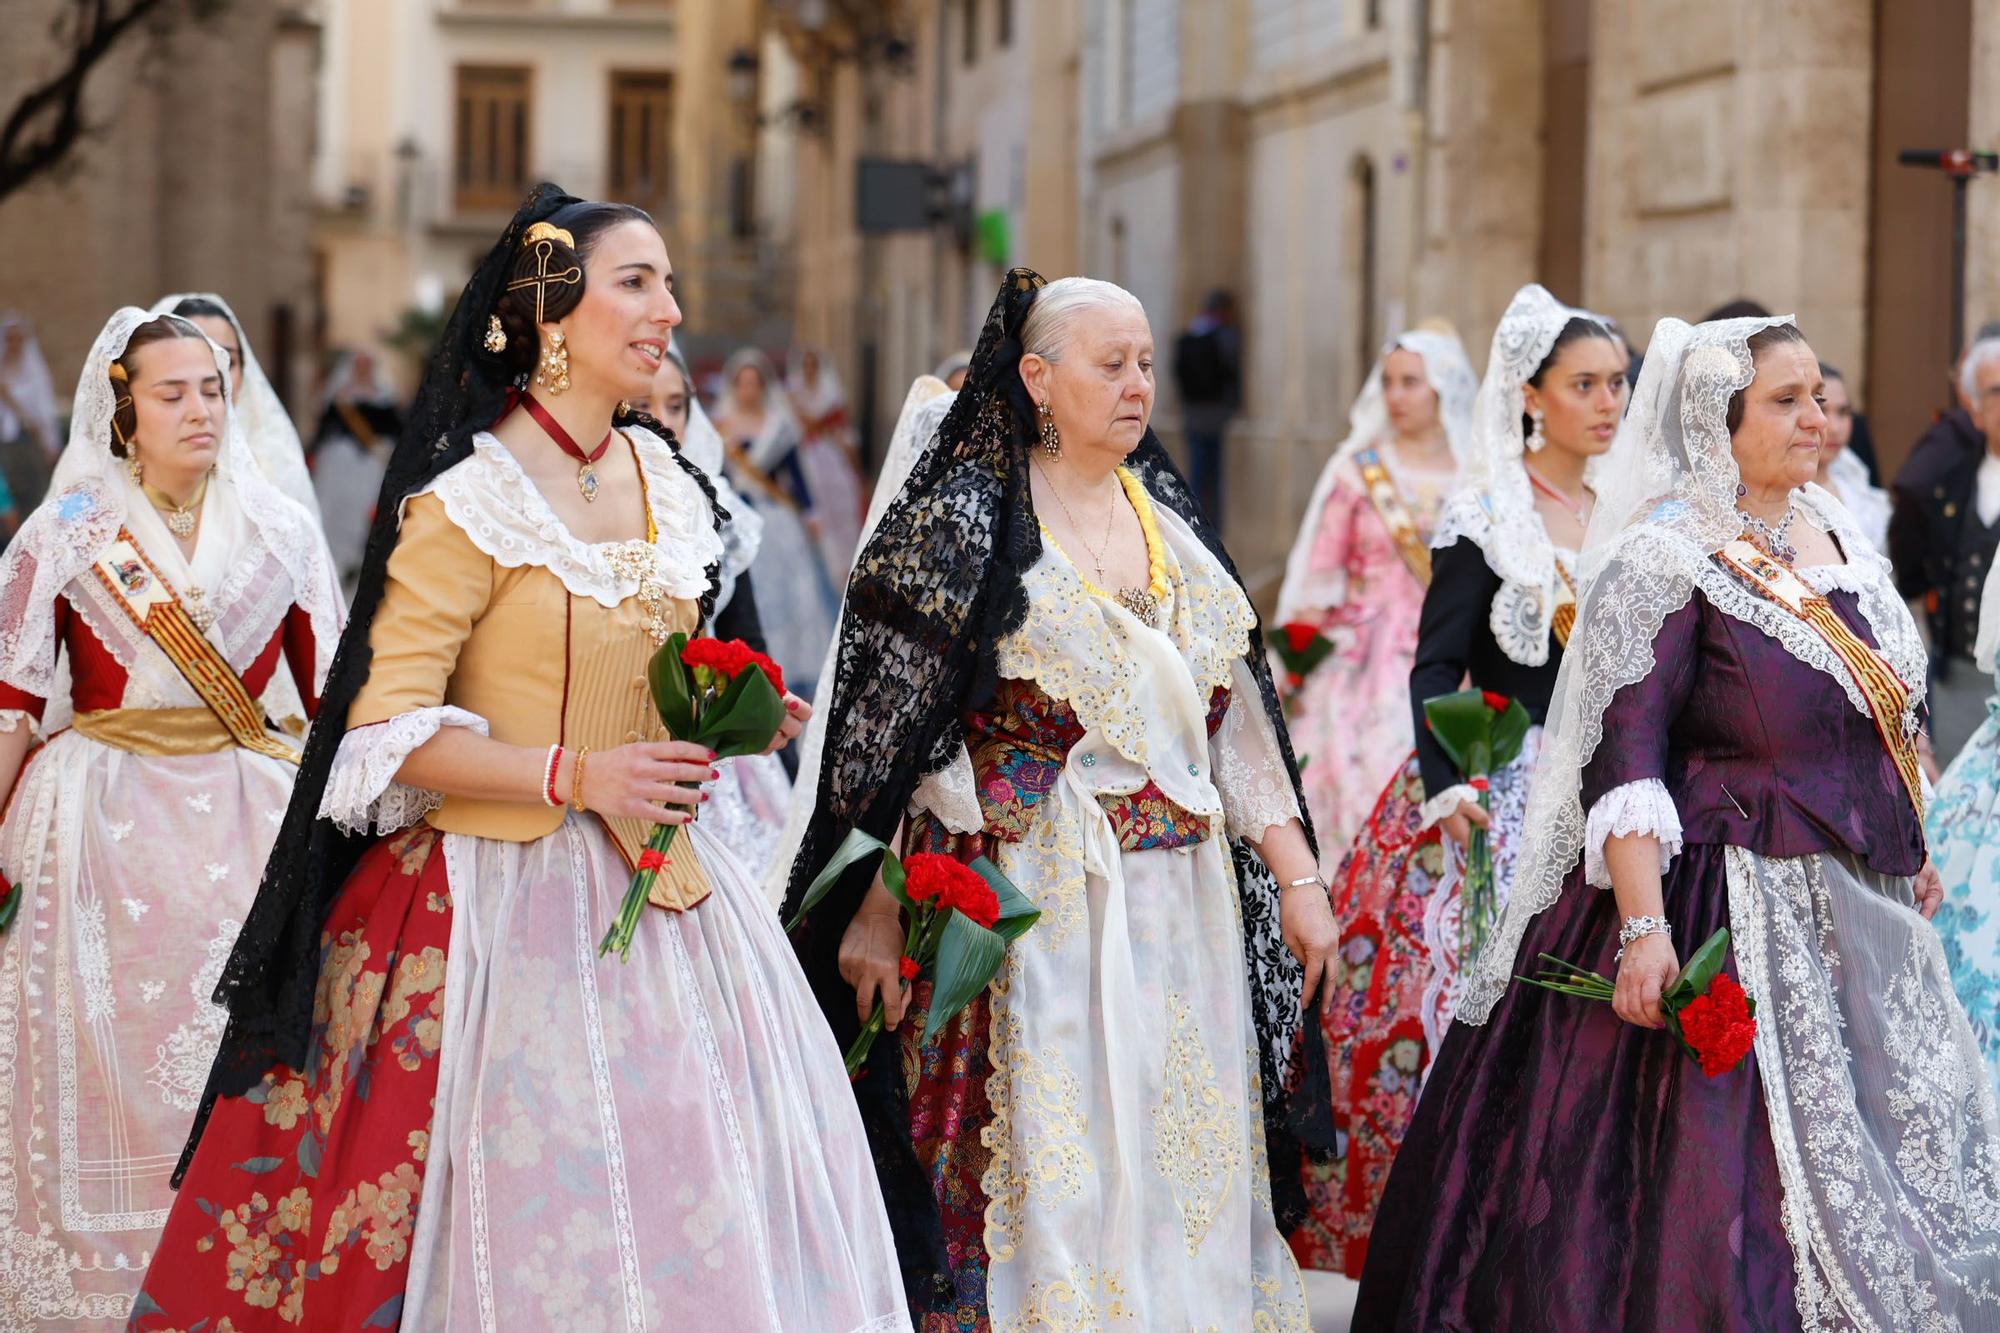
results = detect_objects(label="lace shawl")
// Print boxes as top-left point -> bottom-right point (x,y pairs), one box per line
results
778,269 -> 1328,1311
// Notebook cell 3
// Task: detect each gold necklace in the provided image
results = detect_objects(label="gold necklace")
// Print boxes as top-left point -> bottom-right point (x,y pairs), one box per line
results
140,473 -> 208,540
1034,459 -> 1120,582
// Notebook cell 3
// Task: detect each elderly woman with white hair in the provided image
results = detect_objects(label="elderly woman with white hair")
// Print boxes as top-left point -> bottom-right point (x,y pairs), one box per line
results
782,270 -> 1338,1328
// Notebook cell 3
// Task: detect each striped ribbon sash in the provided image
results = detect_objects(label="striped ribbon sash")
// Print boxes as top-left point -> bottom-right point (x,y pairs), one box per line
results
90,530 -> 299,764
1715,540 -> 1923,819
1353,446 -> 1433,586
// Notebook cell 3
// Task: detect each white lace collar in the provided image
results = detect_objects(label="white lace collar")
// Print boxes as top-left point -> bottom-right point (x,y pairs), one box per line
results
415,428 -> 722,605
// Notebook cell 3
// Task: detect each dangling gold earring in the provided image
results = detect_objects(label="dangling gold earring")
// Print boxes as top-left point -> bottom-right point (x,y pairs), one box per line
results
484,314 -> 508,354
124,449 -> 142,487
535,329 -> 571,395
1038,401 -> 1061,459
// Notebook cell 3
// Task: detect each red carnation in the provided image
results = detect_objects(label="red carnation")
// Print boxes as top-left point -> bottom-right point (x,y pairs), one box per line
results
903,853 -> 1000,928
1481,690 -> 1511,714
637,848 -> 668,874
745,646 -> 786,697
1674,972 -> 1758,1078
899,956 -> 920,982
680,636 -> 787,697
1282,621 -> 1319,655
1287,671 -> 1303,689
1469,776 -> 1490,793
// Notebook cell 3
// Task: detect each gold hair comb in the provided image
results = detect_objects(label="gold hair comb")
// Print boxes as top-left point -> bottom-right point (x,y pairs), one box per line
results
523,221 -> 576,249
108,362 -> 129,382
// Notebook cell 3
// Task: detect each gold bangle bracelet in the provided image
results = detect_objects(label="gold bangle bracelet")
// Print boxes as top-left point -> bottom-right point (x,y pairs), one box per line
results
570,746 -> 591,813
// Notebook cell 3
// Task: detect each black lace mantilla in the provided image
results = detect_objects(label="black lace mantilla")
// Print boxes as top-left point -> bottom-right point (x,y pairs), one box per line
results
176,184 -> 723,1184
780,268 -> 1332,1313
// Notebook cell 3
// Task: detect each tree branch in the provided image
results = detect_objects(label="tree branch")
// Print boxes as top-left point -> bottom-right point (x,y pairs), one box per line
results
0,0 -> 185,204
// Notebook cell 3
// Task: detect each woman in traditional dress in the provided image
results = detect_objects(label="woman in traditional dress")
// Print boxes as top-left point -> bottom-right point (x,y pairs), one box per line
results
1932,561 -> 2000,1087
783,269 -> 1337,1328
714,348 -> 839,700
0,312 -> 61,529
154,294 -> 320,523
1815,361 -> 1890,554
1356,315 -> 2000,1331
0,309 -> 342,1327
135,185 -> 908,1331
788,345 -> 867,579
1289,286 -> 1627,1278
309,350 -> 404,590
1275,330 -> 1477,857
637,343 -> 793,881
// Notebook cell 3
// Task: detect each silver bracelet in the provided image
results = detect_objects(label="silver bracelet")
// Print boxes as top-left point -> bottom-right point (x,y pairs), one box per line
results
1284,874 -> 1329,893
1614,913 -> 1671,961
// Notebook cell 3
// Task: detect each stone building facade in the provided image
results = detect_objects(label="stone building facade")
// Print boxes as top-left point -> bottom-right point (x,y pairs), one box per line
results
775,0 -> 2000,596
0,3 -> 321,408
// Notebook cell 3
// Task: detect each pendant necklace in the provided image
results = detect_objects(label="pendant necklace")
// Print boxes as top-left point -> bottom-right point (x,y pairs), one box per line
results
524,394 -> 614,502
1738,502 -> 1800,564
1035,460 -> 1158,624
141,473 -> 209,540
1525,465 -> 1590,527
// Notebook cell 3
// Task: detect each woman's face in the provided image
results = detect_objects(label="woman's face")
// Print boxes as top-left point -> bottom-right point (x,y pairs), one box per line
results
127,336 -> 224,479
1819,374 -> 1854,463
640,360 -> 693,438
187,313 -> 244,402
1380,347 -> 1441,439
1524,335 -> 1626,460
731,363 -> 767,411
1732,339 -> 1828,498
1020,305 -> 1156,463
550,220 -> 680,401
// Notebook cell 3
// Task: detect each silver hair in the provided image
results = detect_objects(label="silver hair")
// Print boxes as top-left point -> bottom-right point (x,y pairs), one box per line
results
1019,277 -> 1148,364
1961,336 -> 2000,403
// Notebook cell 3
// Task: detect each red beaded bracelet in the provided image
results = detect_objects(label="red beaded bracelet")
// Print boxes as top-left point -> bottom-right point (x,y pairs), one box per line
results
541,743 -> 565,808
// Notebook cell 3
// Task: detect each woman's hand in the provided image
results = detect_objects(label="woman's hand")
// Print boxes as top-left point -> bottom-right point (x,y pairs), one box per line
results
567,740 -> 714,823
839,883 -> 910,1030
1439,798 -> 1492,848
763,693 -> 812,756
1914,858 -> 1945,920
1613,932 -> 1679,1029
1281,882 -> 1339,1011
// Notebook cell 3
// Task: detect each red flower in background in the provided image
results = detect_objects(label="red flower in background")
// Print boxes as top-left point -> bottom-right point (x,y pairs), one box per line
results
1675,972 -> 1759,1078
1481,690 -> 1511,713
899,956 -> 921,982
1282,621 -> 1319,655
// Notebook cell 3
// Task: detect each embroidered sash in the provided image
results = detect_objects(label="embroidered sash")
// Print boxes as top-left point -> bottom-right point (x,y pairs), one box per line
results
1715,540 -> 1923,818
1552,559 -> 1578,648
90,530 -> 299,764
1353,446 -> 1432,586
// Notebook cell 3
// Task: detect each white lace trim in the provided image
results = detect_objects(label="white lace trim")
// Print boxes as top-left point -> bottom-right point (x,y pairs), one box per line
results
0,709 -> 32,736
1418,783 -> 1481,830
1434,496 -> 1578,669
1213,662 -> 1302,840
1797,559 -> 1874,598
1582,778 -> 1683,889
416,429 -> 721,606
318,706 -> 489,834
910,744 -> 983,834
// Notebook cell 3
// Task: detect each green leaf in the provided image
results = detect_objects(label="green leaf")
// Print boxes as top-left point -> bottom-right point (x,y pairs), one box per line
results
1489,699 -> 1533,768
1422,689 -> 1493,776
700,668 -> 788,758
880,849 -> 912,911
231,1156 -> 284,1175
969,855 -> 1042,944
1665,927 -> 1732,1008
0,883 -> 18,933
648,632 -> 695,739
923,912 -> 1008,1043
784,827 -> 888,931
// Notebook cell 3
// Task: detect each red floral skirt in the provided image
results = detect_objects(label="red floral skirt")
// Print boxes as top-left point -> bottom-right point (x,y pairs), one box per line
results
1289,752 -> 1445,1279
130,825 -> 452,1331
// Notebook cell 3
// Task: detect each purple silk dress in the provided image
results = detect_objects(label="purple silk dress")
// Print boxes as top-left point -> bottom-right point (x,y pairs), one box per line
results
1354,585 -> 1926,1332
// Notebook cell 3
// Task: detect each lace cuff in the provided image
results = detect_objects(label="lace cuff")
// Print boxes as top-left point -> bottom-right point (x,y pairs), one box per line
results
909,743 -> 983,835
318,706 -> 489,835
1418,783 -> 1480,830
1213,675 -> 1302,841
0,709 -> 34,737
1583,778 -> 1683,889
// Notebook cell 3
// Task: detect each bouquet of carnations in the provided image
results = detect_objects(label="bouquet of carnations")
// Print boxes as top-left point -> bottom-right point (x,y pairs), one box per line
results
1517,926 -> 1759,1076
1421,687 -> 1531,958
598,632 -> 788,961
1267,621 -> 1335,694
788,830 -> 1041,1075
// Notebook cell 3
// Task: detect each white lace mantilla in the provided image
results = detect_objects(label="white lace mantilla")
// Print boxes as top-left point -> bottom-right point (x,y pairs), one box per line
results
1432,495 -> 1577,669
417,429 -> 722,606
319,706 -> 489,834
1582,778 -> 1683,889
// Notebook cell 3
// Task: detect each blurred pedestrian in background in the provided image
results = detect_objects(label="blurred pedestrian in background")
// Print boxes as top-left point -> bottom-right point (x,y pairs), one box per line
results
1816,361 -> 1891,553
788,344 -> 866,579
0,313 -> 61,541
1174,288 -> 1242,524
309,348 -> 405,589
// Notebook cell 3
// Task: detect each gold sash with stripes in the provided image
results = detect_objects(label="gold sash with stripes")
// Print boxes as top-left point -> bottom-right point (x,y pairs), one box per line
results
90,531 -> 299,764
1552,559 -> 1578,648
1715,540 -> 1923,819
1353,446 -> 1433,586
